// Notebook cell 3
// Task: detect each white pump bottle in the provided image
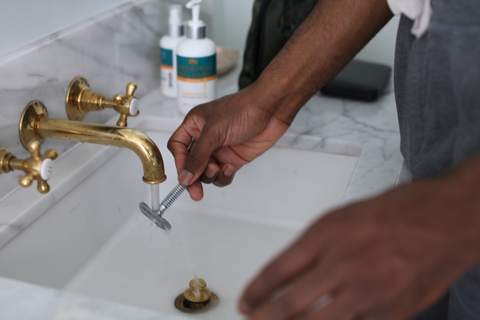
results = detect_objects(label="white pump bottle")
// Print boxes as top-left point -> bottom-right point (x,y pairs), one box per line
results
160,5 -> 185,98
176,0 -> 217,115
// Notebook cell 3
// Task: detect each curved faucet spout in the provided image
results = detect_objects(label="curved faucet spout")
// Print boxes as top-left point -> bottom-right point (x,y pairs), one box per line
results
39,118 -> 166,184
20,101 -> 166,185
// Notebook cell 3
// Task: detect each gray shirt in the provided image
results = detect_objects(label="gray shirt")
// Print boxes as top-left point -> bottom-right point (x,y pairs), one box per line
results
395,0 -> 480,180
394,0 -> 480,318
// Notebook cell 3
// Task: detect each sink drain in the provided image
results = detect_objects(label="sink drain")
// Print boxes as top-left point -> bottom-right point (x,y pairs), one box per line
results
174,279 -> 219,313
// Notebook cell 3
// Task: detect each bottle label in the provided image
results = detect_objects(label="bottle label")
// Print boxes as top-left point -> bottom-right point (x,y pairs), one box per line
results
177,54 -> 217,82
161,48 -> 174,91
161,48 -> 174,70
177,54 -> 217,114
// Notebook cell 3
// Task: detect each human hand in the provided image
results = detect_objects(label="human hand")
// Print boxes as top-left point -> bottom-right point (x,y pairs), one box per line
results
167,0 -> 394,202
167,85 -> 292,200
239,175 -> 480,320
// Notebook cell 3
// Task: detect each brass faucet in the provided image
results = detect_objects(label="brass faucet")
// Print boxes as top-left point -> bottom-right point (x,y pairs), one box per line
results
0,140 -> 58,194
20,101 -> 166,185
66,77 -> 139,127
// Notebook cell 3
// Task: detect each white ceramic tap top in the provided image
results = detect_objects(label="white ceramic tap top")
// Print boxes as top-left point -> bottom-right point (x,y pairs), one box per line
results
40,158 -> 53,181
129,98 -> 139,116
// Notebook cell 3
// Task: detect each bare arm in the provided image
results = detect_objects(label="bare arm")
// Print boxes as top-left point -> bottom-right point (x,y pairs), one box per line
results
168,0 -> 393,199
253,0 -> 393,124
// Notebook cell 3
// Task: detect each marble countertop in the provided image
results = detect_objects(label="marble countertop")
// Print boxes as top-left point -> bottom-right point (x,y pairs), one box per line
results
0,277 -> 189,320
140,62 -> 405,204
0,62 -> 405,318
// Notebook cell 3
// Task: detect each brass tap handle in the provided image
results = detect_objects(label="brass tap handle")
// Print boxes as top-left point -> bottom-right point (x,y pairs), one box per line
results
66,77 -> 140,127
112,82 -> 140,127
0,140 -> 58,194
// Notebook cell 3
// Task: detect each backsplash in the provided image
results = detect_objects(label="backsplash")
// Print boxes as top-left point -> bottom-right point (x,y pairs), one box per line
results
0,0 -> 188,200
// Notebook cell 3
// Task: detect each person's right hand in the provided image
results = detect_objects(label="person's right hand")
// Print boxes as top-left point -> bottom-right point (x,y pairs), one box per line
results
166,0 -> 395,202
167,85 -> 292,201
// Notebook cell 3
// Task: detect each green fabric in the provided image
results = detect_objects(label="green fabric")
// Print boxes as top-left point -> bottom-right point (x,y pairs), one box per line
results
239,0 -> 320,90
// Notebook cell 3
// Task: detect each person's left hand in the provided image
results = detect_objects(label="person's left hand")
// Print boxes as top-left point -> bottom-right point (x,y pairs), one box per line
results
239,175 -> 480,320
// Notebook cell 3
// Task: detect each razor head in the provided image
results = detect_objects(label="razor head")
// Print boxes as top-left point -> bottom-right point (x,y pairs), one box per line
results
139,202 -> 172,231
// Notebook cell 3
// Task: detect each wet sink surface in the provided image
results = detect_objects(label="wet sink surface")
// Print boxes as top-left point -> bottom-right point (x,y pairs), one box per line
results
0,127 -> 358,319
64,206 -> 299,318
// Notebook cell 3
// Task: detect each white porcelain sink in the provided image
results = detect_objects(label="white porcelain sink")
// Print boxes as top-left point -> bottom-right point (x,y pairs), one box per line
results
0,118 -> 359,319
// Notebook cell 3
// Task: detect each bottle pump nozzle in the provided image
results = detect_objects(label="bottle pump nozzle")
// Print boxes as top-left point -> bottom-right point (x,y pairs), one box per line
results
168,4 -> 184,38
186,0 -> 206,39
169,5 -> 183,25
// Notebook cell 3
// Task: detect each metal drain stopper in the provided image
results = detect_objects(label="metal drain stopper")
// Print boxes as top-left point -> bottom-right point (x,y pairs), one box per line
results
175,278 -> 218,313
184,279 -> 211,307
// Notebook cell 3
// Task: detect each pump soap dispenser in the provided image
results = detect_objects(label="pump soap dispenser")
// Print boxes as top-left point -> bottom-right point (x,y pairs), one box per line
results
177,0 -> 217,115
160,4 -> 185,98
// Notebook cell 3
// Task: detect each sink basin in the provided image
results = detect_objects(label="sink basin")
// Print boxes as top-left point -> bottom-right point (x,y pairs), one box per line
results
0,118 -> 359,318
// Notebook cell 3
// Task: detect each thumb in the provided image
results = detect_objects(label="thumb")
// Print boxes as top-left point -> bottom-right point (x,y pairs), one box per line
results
178,126 -> 222,186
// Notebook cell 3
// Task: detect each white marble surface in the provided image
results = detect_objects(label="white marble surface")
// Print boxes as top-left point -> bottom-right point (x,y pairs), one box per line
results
291,85 -> 404,204
0,61 -> 403,318
0,67 -> 404,319
0,277 -> 189,320
0,0 -> 405,314
0,0 -> 181,201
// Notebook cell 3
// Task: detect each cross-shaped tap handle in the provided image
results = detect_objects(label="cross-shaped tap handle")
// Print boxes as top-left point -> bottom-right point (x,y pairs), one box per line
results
18,140 -> 58,194
113,82 -> 140,127
66,77 -> 140,127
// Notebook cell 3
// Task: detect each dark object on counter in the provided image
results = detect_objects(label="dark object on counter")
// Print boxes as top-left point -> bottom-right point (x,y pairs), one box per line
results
239,0 -> 320,90
321,60 -> 392,101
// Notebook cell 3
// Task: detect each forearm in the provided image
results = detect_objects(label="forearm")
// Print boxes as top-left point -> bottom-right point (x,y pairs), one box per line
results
252,0 -> 393,123
376,150 -> 480,279
436,152 -> 480,266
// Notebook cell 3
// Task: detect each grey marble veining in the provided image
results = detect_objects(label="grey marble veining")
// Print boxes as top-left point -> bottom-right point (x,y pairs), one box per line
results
289,83 -> 404,203
0,0 -> 178,201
